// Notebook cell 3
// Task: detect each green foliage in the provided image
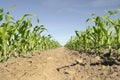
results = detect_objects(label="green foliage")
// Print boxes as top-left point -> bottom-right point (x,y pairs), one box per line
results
0,8 -> 61,62
65,9 -> 120,56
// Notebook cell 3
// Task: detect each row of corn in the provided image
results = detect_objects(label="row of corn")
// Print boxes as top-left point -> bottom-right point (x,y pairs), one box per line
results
65,9 -> 120,56
0,8 -> 61,62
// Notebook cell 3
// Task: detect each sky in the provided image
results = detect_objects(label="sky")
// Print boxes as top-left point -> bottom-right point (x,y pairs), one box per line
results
0,0 -> 120,45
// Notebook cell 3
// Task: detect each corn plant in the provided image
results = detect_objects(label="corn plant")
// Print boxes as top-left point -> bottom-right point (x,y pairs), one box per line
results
0,8 -> 61,62
0,9 -> 14,60
65,9 -> 120,57
106,9 -> 120,55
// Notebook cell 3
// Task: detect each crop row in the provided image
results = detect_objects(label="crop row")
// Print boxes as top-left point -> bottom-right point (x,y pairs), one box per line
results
65,9 -> 120,57
0,8 -> 61,62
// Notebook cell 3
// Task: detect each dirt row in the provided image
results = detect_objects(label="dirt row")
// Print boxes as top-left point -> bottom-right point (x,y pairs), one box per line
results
0,47 -> 120,80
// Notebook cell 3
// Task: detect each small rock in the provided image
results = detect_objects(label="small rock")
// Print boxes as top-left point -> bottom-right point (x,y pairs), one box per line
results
95,56 -> 101,61
102,65 -> 106,69
111,72 -> 118,77
75,59 -> 83,63
103,70 -> 108,75
64,71 -> 69,74
47,57 -> 54,60
64,70 -> 75,75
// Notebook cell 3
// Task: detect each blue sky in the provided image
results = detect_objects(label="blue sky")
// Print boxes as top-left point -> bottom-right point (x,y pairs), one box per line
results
0,0 -> 120,45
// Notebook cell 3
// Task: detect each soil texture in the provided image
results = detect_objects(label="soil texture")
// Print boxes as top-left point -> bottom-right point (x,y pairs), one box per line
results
0,47 -> 120,80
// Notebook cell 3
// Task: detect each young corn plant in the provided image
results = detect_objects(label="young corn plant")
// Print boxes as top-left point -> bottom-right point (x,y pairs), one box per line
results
0,8 -> 61,62
104,9 -> 120,56
65,9 -> 120,57
86,15 -> 113,54
0,9 -> 14,60
107,16 -> 120,56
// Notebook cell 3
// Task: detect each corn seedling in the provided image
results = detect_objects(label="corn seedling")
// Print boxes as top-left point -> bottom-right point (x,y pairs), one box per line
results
0,8 -> 61,62
65,9 -> 120,57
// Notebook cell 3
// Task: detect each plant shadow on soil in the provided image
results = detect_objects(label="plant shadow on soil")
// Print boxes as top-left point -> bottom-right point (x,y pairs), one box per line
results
57,52 -> 120,72
55,49 -> 120,80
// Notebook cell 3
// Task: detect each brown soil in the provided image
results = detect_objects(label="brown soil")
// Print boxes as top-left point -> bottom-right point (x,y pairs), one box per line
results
0,47 -> 120,80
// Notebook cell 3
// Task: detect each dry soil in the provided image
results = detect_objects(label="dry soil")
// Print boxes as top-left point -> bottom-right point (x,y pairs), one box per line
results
0,47 -> 120,80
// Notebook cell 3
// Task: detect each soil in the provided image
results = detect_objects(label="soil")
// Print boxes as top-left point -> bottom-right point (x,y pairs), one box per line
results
0,47 -> 120,80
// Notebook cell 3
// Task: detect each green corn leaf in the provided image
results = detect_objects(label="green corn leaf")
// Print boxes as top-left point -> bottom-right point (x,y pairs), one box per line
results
9,5 -> 16,11
108,9 -> 120,15
5,12 -> 14,23
0,8 -> 3,13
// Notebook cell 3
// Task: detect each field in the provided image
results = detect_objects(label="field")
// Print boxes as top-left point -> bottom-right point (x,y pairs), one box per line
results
0,8 -> 120,80
0,47 -> 120,80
